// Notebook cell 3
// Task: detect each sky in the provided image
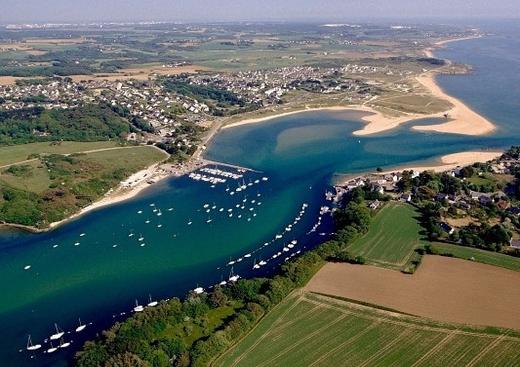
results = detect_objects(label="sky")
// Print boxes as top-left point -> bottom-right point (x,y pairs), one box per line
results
1,0 -> 519,24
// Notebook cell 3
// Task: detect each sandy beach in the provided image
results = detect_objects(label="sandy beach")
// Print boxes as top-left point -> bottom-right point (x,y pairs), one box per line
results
379,150 -> 503,174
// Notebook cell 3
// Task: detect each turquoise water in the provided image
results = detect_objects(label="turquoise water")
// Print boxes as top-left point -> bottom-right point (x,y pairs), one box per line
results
1,23 -> 520,366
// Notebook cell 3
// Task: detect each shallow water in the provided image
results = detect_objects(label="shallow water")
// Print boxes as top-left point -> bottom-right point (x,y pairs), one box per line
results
1,22 -> 520,366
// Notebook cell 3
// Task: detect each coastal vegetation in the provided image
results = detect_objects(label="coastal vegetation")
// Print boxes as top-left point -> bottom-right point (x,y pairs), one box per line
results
0,104 -> 130,145
0,146 -> 167,228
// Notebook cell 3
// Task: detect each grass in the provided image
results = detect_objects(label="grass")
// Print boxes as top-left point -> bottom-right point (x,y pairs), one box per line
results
0,141 -> 121,167
347,202 -> 423,269
215,292 -> 520,367
0,160 -> 51,193
428,242 -> 520,272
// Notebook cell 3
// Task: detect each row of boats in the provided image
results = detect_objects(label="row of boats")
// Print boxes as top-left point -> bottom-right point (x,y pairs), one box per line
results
24,319 -> 88,355
199,167 -> 243,180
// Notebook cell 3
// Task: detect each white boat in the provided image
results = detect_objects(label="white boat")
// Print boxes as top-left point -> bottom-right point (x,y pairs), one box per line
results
128,233 -> 134,237
219,208 -> 224,212
79,233 -> 86,237
291,240 -> 298,245
147,295 -> 158,307
24,265 -> 31,270
219,280 -> 227,286
157,210 -> 162,216
244,253 -> 251,258
74,242 -> 80,246
150,203 -> 155,207
230,191 -> 235,195
145,220 -> 150,224
206,217 -> 213,224
138,236 -> 144,241
133,300 -> 144,312
275,234 -> 282,239
203,204 -> 209,208
26,335 -> 42,351
46,342 -> 58,354
52,244 -> 59,248
75,319 -> 86,333
283,247 -> 290,252
253,259 -> 260,269
168,208 -> 174,211
228,267 -> 240,282
157,224 -> 162,228
259,260 -> 267,266
187,219 -> 193,225
193,287 -> 204,294
262,177 -> 268,181
59,339 -> 71,348
50,324 -> 65,341
137,210 -> 143,214
247,218 -> 251,222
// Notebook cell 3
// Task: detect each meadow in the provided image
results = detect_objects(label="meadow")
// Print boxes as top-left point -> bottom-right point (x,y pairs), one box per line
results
428,242 -> 520,271
0,140 -> 120,167
216,291 -> 520,367
347,202 -> 423,269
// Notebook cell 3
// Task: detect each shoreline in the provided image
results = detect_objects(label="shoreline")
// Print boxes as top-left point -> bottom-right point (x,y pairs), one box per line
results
334,150 -> 503,186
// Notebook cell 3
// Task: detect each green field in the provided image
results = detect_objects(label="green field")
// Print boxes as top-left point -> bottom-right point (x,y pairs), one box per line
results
216,292 -> 520,367
347,202 -> 423,268
429,242 -> 520,272
0,141 -> 121,167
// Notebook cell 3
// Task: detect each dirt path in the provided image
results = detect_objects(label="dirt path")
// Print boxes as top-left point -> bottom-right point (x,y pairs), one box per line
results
306,256 -> 520,330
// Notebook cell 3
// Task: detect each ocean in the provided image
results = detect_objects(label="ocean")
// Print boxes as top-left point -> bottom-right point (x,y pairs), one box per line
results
1,21 -> 519,366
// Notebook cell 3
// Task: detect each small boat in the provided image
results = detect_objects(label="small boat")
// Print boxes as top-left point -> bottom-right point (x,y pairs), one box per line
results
79,233 -> 86,237
230,191 -> 235,196
219,280 -> 227,286
203,204 -> 209,208
140,243 -> 146,247
74,242 -> 80,246
259,260 -> 267,266
50,323 -> 65,341
193,287 -> 204,294
237,215 -> 242,219
157,224 -> 162,228
59,339 -> 71,348
75,319 -> 86,333
187,219 -> 193,225
137,210 -> 143,214
253,259 -> 260,269
26,335 -> 42,351
168,208 -> 174,211
211,203 -> 217,210
227,259 -> 236,265
52,244 -> 59,248
150,203 -> 155,207
228,213 -> 233,217
206,216 -> 213,224
133,300 -> 144,312
147,295 -> 158,307
128,233 -> 135,237
244,253 -> 252,258
275,234 -> 282,239
247,218 -> 251,222
262,177 -> 269,181
46,342 -> 58,354
157,210 -> 162,216
24,265 -> 31,270
228,267 -> 240,282
138,236 -> 144,241
283,247 -> 290,252
219,208 -> 224,212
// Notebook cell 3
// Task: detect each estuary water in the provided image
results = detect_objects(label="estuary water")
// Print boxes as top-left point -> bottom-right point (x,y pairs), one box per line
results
1,23 -> 519,366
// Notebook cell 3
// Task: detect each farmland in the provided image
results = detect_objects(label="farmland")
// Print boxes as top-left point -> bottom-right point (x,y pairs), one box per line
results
306,256 -> 520,330
346,202 -> 423,269
216,291 -> 520,367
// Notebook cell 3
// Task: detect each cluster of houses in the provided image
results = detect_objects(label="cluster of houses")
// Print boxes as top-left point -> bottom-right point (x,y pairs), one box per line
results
185,65 -> 374,106
0,77 -> 211,149
334,154 -> 520,248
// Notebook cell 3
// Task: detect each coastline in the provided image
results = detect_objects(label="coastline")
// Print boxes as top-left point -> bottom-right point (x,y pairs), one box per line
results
334,150 -> 503,186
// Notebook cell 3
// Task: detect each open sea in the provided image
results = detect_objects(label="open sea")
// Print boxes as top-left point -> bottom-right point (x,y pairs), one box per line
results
1,21 -> 519,366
